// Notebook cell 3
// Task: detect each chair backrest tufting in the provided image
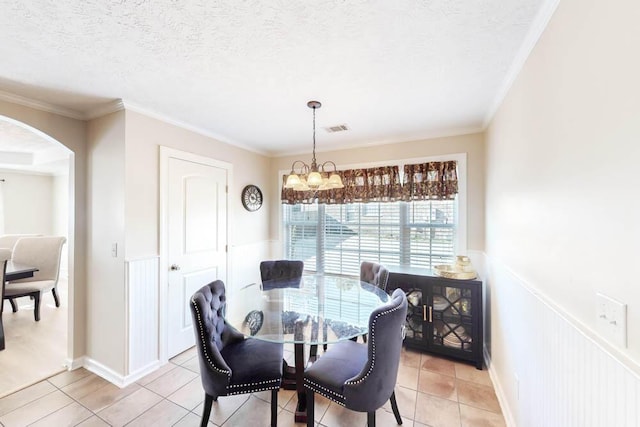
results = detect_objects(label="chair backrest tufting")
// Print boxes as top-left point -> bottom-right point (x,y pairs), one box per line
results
260,260 -> 304,289
360,261 -> 390,291
343,288 -> 407,412
191,280 -> 242,352
190,280 -> 245,398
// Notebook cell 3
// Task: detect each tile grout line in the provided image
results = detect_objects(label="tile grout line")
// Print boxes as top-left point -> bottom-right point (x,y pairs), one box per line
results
3,348 -> 505,426
46,378 -> 110,426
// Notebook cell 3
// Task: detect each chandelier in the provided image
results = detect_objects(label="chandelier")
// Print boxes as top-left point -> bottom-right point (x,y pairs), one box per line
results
284,101 -> 344,192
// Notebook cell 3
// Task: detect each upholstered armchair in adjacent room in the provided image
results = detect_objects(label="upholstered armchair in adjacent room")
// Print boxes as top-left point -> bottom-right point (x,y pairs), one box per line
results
190,280 -> 283,427
304,288 -> 408,427
4,236 -> 66,321
0,234 -> 41,251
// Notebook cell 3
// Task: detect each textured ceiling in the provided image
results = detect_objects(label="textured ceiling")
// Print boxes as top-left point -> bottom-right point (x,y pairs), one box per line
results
0,119 -> 70,174
0,0 -> 550,157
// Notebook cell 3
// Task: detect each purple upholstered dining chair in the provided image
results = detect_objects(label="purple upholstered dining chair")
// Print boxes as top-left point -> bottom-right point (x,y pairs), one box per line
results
304,288 -> 408,427
360,261 -> 390,291
259,259 -> 304,290
190,280 -> 283,427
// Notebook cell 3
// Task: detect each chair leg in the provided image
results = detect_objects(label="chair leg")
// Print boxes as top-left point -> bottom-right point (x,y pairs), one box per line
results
0,318 -> 5,351
33,293 -> 41,322
52,287 -> 60,307
201,394 -> 214,427
306,390 -> 315,427
270,389 -> 278,427
9,298 -> 17,313
390,391 -> 402,425
367,411 -> 376,427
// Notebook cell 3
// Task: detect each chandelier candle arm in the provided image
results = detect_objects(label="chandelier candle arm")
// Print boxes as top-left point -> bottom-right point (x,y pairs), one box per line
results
284,101 -> 344,192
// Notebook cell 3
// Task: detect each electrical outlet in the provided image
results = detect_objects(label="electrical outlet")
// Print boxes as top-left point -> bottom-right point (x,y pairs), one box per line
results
111,243 -> 118,258
596,293 -> 627,348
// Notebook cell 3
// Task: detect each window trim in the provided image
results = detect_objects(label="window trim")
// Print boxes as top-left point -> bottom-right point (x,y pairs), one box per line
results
277,153 -> 467,262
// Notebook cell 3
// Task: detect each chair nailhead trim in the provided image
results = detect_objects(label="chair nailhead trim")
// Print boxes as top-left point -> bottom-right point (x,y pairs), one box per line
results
191,297 -> 231,378
228,379 -> 280,389
303,378 -> 345,405
227,384 -> 280,395
344,301 -> 404,386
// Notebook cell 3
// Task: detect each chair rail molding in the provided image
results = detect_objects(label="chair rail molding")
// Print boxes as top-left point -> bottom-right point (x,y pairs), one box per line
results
479,251 -> 640,427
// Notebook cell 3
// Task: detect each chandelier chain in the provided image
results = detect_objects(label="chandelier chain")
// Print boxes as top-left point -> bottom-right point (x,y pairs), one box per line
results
283,100 -> 344,192
311,104 -> 317,166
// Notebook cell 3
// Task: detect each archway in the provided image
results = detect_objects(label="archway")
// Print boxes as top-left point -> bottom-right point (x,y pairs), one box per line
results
0,115 -> 74,396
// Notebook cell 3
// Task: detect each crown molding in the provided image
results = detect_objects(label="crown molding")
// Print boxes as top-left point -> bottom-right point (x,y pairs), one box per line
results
270,125 -> 484,158
0,89 -> 85,120
84,99 -> 125,119
482,0 -> 561,128
120,100 -> 269,156
0,90 -> 267,155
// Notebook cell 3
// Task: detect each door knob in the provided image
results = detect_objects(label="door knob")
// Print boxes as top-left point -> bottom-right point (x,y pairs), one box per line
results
170,264 -> 181,271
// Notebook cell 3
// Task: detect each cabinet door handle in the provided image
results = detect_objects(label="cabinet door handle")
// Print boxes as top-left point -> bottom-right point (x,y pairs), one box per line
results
423,305 -> 427,321
429,306 -> 433,323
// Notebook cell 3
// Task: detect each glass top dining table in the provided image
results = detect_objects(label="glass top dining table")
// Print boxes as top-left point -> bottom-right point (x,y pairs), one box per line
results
224,274 -> 390,345
223,274 -> 390,423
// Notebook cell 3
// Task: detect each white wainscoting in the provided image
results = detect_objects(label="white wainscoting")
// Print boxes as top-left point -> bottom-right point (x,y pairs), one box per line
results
125,256 -> 160,380
478,252 -> 640,427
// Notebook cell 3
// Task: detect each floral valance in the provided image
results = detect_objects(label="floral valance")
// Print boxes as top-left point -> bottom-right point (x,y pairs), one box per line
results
281,161 -> 458,204
402,161 -> 458,201
281,166 -> 401,204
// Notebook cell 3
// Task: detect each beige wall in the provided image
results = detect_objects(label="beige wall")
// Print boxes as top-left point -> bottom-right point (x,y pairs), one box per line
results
485,0 -> 640,419
270,132 -> 485,252
0,99 -> 87,362
124,110 -> 272,259
124,111 -> 272,291
86,111 -> 127,373
0,103 -> 273,378
0,171 -> 55,234
81,110 -> 273,376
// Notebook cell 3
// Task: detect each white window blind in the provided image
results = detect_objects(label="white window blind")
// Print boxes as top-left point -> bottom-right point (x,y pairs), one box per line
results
283,199 -> 457,275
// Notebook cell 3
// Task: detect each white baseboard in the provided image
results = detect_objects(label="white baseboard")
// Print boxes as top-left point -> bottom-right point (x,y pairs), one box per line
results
484,346 -> 517,427
82,357 -> 164,388
64,356 -> 85,371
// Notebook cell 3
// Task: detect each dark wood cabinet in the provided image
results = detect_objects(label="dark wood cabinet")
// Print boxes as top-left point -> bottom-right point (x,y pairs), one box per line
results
387,271 -> 483,369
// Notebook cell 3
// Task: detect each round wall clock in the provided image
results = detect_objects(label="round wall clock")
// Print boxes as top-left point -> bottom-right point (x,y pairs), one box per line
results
241,185 -> 263,211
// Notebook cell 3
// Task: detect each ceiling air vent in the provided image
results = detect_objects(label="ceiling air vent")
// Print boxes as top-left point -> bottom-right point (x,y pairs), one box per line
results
324,124 -> 349,133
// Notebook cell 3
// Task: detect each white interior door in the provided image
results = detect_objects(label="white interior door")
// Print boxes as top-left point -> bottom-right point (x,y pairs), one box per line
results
167,156 -> 227,357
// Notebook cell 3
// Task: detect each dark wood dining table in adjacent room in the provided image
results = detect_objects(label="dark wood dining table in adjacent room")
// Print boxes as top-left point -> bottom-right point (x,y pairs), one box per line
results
1,261 -> 39,350
5,261 -> 39,281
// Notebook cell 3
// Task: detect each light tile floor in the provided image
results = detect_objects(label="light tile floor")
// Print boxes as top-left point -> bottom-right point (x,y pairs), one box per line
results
0,345 -> 506,426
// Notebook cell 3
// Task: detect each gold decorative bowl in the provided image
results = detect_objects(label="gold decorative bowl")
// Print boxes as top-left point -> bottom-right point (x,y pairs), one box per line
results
434,264 -> 477,280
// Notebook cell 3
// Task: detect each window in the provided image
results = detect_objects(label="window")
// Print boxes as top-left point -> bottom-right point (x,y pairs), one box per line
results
283,198 -> 457,276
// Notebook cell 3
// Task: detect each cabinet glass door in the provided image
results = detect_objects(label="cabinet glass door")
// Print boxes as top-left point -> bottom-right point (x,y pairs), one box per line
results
430,285 -> 473,352
405,288 -> 423,340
